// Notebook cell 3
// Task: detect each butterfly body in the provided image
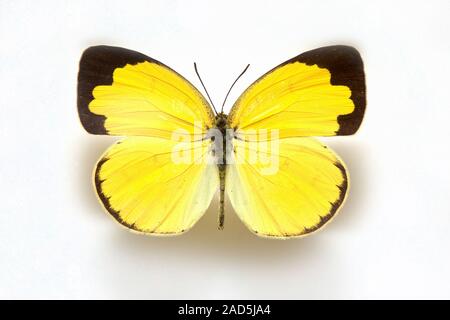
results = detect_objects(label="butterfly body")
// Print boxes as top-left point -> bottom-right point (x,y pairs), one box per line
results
212,112 -> 230,229
78,45 -> 366,238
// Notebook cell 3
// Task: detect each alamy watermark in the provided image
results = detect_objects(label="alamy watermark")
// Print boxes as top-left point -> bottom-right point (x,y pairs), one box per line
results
171,122 -> 280,175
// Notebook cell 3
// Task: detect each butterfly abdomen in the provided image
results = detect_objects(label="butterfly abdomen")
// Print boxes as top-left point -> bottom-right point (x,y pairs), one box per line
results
213,113 -> 229,230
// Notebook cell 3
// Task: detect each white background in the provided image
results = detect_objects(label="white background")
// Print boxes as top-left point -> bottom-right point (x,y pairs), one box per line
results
1,0 -> 449,299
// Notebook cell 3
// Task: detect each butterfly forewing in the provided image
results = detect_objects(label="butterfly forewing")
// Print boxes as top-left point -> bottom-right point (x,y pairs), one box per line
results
78,45 -> 215,139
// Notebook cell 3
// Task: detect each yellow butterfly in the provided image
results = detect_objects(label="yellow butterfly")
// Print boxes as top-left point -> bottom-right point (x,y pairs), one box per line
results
77,45 -> 365,238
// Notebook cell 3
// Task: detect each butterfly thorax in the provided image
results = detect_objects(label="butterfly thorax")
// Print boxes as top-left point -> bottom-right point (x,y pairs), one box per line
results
214,113 -> 229,168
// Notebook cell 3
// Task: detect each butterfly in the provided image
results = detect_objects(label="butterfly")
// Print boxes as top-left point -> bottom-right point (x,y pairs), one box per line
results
77,45 -> 365,238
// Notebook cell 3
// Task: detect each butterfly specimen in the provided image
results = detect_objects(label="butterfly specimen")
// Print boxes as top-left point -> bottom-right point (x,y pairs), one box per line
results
77,45 -> 365,238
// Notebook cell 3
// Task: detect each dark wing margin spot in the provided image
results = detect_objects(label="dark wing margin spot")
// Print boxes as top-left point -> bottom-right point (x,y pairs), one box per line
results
77,45 -> 155,135
287,45 -> 366,135
259,160 -> 348,238
302,161 -> 348,235
94,157 -> 135,229
94,156 -> 187,235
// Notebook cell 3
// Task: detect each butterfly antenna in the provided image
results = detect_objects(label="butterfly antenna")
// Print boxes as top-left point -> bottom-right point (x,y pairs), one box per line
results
221,64 -> 250,113
194,62 -> 218,115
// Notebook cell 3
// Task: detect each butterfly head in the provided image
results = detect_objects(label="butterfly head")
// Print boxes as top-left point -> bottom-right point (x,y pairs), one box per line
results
215,112 -> 228,129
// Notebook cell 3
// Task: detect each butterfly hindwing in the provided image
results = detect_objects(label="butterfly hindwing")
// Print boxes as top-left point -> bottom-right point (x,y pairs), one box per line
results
78,45 -> 215,139
95,137 -> 218,234
228,45 -> 365,138
226,137 -> 348,237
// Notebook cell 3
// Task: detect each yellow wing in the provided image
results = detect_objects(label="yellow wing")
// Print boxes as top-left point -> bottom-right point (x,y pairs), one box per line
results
95,137 -> 218,234
228,45 -> 365,139
78,45 -> 214,139
226,137 -> 347,238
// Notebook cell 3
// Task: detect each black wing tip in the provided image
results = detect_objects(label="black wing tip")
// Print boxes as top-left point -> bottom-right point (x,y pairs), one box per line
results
293,45 -> 363,66
76,45 -> 206,135
77,45 -> 154,135
77,102 -> 107,134
289,45 -> 366,136
336,112 -> 365,135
